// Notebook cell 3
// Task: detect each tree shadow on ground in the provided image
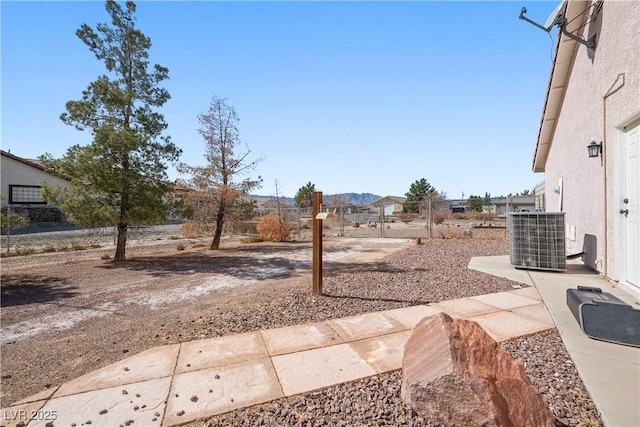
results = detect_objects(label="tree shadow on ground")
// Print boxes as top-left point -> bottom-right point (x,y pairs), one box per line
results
96,251 -> 312,280
325,261 -> 431,275
320,292 -> 431,306
96,241 -> 410,281
1,274 -> 77,307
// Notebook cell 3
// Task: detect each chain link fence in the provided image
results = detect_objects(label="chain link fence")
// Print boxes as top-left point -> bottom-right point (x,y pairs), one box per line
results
1,205 -> 184,256
248,203 -> 507,241
1,201 -> 508,256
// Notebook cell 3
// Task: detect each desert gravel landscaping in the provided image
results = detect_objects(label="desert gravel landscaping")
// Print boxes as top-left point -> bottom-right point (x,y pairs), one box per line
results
0,237 -> 601,425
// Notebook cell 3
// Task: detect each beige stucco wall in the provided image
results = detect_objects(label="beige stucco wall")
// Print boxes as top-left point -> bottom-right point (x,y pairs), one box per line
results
1,155 -> 70,206
542,1 -> 640,279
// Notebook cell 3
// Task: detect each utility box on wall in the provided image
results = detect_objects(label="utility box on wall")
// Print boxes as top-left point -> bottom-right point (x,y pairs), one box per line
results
508,212 -> 566,271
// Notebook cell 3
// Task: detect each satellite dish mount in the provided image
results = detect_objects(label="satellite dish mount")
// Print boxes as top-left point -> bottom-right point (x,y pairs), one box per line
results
519,1 -> 597,50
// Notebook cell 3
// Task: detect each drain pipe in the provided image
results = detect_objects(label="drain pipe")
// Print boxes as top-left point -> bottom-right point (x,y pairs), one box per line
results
602,72 -> 625,277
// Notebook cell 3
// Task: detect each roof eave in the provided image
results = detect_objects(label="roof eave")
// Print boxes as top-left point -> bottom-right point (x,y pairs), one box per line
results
532,0 -> 593,173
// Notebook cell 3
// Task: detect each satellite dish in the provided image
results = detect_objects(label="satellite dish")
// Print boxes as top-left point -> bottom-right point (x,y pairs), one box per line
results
519,0 -> 597,49
544,1 -> 567,30
519,0 -> 567,33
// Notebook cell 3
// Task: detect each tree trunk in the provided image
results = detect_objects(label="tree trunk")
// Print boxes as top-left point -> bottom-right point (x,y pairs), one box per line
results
211,203 -> 225,250
114,222 -> 128,261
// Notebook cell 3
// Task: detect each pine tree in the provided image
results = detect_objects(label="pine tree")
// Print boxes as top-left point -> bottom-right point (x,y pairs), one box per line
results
294,182 -> 316,208
42,1 -> 180,261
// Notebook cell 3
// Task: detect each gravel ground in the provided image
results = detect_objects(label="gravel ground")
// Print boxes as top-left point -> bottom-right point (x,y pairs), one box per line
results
1,238 -> 602,426
189,330 -> 601,427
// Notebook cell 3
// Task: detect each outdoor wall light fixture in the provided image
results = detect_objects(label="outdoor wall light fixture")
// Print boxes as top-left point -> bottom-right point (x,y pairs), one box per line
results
587,141 -> 602,158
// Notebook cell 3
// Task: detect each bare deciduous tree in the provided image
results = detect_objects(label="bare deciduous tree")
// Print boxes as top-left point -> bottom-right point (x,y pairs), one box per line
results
179,96 -> 262,250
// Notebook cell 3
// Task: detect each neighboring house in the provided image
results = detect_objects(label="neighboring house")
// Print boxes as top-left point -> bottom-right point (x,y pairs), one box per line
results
495,195 -> 536,216
1,150 -> 70,221
370,196 -> 407,216
531,1 -> 639,295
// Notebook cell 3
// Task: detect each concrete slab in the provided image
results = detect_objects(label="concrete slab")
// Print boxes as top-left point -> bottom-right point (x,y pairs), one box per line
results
176,331 -> 267,374
430,297 -> 499,319
382,305 -> 442,329
272,343 -> 376,396
327,312 -> 406,342
470,291 -> 541,310
569,352 -> 640,427
470,255 -> 640,427
0,400 -> 47,427
54,344 -> 180,398
349,330 -> 412,373
468,255 -> 535,286
163,357 -> 283,426
30,376 -> 171,427
569,335 -> 640,367
261,322 -> 343,356
468,310 -> 554,342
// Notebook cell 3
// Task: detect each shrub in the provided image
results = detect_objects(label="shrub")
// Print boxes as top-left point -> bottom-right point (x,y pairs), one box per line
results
257,214 -> 292,242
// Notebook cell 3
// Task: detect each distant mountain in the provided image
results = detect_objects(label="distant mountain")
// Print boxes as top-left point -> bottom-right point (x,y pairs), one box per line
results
251,192 -> 382,206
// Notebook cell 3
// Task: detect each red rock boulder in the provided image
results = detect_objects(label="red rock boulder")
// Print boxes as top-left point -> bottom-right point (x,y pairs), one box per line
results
401,312 -> 555,427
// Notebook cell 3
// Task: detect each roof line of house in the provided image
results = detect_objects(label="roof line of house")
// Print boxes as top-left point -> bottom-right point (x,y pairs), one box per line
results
532,0 -> 593,173
1,149 -> 47,172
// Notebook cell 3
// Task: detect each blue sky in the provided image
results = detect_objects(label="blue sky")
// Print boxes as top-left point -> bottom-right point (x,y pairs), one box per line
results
1,1 -> 560,199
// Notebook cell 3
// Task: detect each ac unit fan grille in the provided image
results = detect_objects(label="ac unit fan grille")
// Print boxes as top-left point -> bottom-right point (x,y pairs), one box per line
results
508,212 -> 566,271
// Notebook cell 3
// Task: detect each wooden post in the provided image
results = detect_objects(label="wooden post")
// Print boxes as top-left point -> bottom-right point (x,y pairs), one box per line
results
312,191 -> 323,295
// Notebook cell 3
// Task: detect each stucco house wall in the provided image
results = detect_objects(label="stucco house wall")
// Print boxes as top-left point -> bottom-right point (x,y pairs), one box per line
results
370,196 -> 406,216
1,151 -> 70,207
540,1 -> 640,281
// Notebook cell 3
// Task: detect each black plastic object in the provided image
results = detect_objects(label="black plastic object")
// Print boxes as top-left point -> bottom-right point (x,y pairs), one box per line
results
566,286 -> 640,347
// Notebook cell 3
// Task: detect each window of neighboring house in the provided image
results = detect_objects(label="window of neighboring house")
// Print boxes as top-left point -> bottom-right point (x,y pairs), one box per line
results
8,185 -> 46,204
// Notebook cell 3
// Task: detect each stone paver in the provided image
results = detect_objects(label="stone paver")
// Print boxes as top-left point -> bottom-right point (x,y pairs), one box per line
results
508,286 -> 543,301
2,287 -> 562,426
0,400 -> 47,427
261,321 -> 344,356
470,291 -> 541,310
10,387 -> 58,406
430,297 -> 499,318
510,303 -> 555,326
327,312 -> 407,341
468,310 -> 552,342
54,345 -> 180,398
33,377 -> 171,427
164,357 -> 283,426
271,343 -> 376,396
176,331 -> 267,374
383,305 -> 442,328
349,330 -> 413,373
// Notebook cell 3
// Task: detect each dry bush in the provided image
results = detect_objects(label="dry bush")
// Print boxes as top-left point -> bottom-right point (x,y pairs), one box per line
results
433,212 -> 447,225
257,214 -> 293,242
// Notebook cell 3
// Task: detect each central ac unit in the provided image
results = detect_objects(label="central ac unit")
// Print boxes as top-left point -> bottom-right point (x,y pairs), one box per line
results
508,212 -> 566,271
